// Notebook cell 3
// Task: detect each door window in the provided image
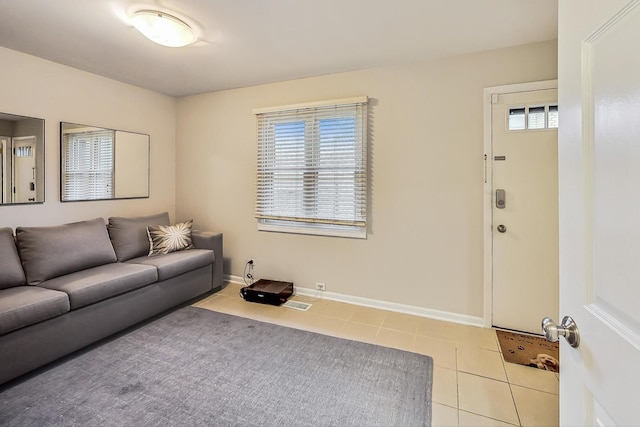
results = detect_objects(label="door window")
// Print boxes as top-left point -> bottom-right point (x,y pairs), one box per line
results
508,104 -> 558,131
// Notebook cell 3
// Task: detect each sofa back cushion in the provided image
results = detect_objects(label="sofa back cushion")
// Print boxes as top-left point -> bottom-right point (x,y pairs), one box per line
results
16,218 -> 117,286
0,228 -> 26,289
108,212 -> 170,261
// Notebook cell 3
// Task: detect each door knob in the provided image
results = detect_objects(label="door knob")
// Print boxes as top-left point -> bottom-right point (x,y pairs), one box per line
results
542,316 -> 580,348
496,224 -> 507,233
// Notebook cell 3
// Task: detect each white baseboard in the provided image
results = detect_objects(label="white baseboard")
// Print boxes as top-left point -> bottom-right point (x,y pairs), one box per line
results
226,275 -> 246,286
224,274 -> 485,328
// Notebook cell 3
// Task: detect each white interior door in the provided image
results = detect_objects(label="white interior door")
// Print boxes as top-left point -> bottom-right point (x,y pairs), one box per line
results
559,0 -> 640,425
491,89 -> 559,334
0,137 -> 8,203
12,136 -> 36,203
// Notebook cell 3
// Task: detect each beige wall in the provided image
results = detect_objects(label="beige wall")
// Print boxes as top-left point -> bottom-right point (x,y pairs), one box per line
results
0,39 -> 558,319
0,47 -> 176,228
176,40 -> 558,318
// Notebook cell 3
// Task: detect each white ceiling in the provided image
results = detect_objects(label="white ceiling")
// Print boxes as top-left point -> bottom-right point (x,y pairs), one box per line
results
0,0 -> 558,98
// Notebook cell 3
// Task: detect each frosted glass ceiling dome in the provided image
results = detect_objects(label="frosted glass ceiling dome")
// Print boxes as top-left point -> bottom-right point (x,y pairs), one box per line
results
131,10 -> 197,48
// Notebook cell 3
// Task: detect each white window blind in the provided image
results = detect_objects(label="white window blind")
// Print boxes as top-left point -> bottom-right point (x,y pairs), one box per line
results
528,106 -> 546,129
255,97 -> 368,238
62,129 -> 114,201
548,105 -> 559,128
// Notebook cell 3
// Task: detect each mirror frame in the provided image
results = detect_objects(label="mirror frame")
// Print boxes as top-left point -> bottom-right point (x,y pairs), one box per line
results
0,112 -> 45,206
60,122 -> 150,202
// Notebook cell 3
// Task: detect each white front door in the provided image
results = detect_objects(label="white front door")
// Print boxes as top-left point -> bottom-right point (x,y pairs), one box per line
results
559,0 -> 640,425
491,89 -> 559,334
11,136 -> 36,203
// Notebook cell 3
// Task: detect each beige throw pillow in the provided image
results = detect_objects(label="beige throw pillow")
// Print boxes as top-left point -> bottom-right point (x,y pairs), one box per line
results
146,220 -> 194,256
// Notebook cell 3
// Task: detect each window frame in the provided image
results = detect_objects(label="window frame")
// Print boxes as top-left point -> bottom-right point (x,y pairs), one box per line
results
507,103 -> 559,132
254,96 -> 368,239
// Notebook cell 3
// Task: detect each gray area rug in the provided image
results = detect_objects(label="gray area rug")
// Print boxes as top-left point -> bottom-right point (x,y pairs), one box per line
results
0,306 -> 433,426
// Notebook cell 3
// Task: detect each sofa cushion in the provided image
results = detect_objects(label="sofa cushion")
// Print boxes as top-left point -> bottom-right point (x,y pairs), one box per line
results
39,263 -> 158,310
127,249 -> 214,281
0,228 -> 26,289
147,220 -> 194,256
16,218 -> 117,286
0,287 -> 70,335
108,212 -> 170,262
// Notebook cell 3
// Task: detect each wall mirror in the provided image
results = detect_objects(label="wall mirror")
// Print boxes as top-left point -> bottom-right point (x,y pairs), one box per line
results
0,113 -> 45,205
60,122 -> 149,202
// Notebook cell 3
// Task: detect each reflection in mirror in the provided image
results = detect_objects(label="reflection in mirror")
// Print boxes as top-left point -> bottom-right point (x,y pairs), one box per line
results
60,123 -> 149,202
0,113 -> 45,205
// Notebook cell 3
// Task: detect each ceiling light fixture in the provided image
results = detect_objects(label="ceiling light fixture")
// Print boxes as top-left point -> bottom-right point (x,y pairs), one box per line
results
131,10 -> 197,48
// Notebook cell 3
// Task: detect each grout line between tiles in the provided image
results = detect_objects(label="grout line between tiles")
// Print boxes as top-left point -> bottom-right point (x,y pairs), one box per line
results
459,410 -> 520,427
497,346 -> 523,426
507,381 -> 523,426
511,383 -> 560,396
455,346 -> 460,412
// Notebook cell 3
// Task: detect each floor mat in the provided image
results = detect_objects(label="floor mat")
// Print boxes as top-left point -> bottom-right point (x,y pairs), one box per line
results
496,330 -> 559,372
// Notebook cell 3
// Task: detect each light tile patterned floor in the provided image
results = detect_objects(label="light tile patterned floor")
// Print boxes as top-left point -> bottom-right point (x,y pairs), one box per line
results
193,283 -> 559,427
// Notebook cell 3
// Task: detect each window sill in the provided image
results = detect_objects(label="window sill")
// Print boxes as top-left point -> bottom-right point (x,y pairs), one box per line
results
257,222 -> 366,239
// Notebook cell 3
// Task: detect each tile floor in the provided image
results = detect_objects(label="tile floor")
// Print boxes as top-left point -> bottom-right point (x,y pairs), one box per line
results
193,283 -> 559,427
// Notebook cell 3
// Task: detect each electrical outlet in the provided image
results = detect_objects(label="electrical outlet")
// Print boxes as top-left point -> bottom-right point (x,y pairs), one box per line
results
315,282 -> 326,291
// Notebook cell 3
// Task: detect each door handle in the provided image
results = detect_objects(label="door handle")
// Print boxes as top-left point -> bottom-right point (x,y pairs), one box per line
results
496,224 -> 507,233
542,316 -> 580,348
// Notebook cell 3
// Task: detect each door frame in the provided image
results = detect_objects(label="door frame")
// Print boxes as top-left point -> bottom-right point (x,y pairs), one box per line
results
482,79 -> 558,328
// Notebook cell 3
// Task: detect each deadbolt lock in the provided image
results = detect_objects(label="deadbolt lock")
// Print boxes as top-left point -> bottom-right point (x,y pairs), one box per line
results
496,189 -> 506,209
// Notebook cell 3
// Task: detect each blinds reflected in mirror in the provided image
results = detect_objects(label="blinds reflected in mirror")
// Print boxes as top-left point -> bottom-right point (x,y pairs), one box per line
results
62,128 -> 114,201
60,122 -> 149,202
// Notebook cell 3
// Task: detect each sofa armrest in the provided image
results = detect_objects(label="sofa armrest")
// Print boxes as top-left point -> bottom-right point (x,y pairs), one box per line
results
192,230 -> 223,292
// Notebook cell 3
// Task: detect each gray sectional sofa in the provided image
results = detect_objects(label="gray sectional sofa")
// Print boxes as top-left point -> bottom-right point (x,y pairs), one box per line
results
0,212 -> 223,386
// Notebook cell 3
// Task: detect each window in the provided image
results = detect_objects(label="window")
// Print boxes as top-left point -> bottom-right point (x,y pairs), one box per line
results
508,107 -> 526,130
528,106 -> 546,129
254,97 -> 368,238
548,105 -> 559,128
62,128 -> 114,201
508,104 -> 559,131
15,145 -> 33,157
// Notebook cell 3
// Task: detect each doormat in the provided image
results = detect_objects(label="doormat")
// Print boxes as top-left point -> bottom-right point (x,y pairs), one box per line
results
496,330 -> 559,372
